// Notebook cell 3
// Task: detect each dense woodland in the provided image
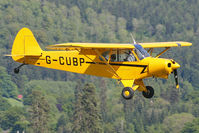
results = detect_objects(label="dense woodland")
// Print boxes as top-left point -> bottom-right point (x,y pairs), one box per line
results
0,0 -> 199,132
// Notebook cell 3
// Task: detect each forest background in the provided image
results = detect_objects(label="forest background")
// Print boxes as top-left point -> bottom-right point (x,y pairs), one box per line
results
0,0 -> 199,133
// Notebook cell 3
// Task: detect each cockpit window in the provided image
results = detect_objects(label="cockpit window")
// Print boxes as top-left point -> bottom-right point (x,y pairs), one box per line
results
123,51 -> 137,62
99,47 -> 149,62
110,50 -> 136,62
134,44 -> 150,60
99,51 -> 110,61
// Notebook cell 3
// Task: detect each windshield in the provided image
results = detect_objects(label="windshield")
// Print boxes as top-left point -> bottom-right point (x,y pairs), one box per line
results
134,44 -> 150,60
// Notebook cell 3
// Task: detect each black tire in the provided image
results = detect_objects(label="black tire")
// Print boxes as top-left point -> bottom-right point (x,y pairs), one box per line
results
14,68 -> 19,74
122,87 -> 134,100
142,86 -> 154,99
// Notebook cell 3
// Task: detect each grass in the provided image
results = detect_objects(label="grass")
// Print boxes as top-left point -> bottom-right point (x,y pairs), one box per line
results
7,98 -> 24,107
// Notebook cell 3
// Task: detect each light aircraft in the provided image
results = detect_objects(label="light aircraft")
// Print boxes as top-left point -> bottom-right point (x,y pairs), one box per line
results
7,28 -> 192,100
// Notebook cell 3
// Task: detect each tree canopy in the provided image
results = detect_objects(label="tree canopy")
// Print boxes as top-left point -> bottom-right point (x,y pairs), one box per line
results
0,0 -> 198,132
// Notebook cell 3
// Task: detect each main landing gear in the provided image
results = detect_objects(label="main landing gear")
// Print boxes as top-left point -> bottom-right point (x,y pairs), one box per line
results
121,86 -> 154,100
142,86 -> 154,99
14,64 -> 25,74
122,87 -> 134,100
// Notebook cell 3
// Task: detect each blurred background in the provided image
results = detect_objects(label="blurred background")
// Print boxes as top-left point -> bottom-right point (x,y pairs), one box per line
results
0,0 -> 198,132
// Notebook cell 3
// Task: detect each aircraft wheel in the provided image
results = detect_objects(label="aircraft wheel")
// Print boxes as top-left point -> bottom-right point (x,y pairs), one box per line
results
14,68 -> 19,74
142,86 -> 154,99
122,87 -> 134,100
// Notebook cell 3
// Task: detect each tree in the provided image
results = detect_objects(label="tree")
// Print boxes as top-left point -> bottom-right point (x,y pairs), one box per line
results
162,113 -> 195,133
56,114 -> 68,133
72,83 -> 102,133
11,115 -> 29,133
72,82 -> 83,133
181,118 -> 199,133
0,96 -> 11,111
27,90 -> 50,133
0,106 -> 28,132
0,66 -> 18,98
99,79 -> 108,123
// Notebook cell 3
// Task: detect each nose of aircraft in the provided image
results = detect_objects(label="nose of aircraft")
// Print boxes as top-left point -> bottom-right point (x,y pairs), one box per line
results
171,62 -> 180,70
166,60 -> 180,74
148,58 -> 181,78
148,58 -> 181,88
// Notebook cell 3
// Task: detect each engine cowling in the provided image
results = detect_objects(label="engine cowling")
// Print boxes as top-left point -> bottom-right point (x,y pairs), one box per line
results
148,58 -> 180,79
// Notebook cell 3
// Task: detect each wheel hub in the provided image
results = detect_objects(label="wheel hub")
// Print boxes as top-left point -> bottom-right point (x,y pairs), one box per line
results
122,87 -> 134,100
124,90 -> 130,97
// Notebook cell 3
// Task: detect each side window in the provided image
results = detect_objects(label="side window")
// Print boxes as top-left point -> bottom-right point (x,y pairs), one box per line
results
110,50 -> 137,62
124,51 -> 137,62
110,54 -> 116,62
99,51 -> 110,61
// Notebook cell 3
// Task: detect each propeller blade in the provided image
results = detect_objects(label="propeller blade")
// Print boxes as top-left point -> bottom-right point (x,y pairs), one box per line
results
130,33 -> 136,45
173,69 -> 179,89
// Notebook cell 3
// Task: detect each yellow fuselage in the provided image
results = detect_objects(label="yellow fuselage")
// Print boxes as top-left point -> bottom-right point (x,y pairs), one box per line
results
20,50 -> 179,81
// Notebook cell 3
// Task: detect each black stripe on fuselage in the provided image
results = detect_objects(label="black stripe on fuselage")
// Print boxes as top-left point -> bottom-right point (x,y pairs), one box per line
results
86,62 -> 147,74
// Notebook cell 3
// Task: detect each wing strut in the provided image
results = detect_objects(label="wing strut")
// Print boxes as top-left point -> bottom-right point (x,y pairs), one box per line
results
155,47 -> 170,58
147,48 -> 154,56
94,49 -> 121,79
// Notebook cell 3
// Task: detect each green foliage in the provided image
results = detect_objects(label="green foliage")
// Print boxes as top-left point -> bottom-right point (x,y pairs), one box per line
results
11,119 -> 29,133
0,66 -> 18,98
27,90 -> 50,133
56,114 -> 68,132
0,0 -> 198,132
181,118 -> 199,133
0,96 -> 11,111
187,90 -> 199,104
72,83 -> 102,133
0,106 -> 27,131
162,113 -> 195,133
7,98 -> 23,107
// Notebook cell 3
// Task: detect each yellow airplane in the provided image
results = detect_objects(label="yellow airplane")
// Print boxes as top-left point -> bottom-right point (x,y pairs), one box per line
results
8,28 -> 192,100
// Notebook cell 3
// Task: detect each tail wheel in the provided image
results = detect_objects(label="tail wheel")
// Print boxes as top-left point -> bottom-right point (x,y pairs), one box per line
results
142,86 -> 154,99
14,68 -> 20,74
122,87 -> 134,100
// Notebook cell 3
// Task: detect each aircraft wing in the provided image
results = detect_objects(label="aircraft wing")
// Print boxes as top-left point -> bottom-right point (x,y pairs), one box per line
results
139,41 -> 192,48
46,41 -> 192,50
46,43 -> 134,50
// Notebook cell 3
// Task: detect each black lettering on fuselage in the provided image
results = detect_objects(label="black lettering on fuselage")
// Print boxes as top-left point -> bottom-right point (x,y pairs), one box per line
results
57,57 -> 85,66
66,57 -> 71,65
80,58 -> 85,66
73,58 -> 78,66
45,56 -> 85,66
46,56 -> 51,64
59,57 -> 64,65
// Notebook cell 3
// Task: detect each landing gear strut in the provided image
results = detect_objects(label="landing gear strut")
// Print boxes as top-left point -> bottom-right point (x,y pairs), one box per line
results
121,87 -> 134,100
14,64 -> 25,74
142,86 -> 154,99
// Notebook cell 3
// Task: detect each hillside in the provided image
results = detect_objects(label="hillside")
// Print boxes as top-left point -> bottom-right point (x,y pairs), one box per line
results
0,0 -> 198,132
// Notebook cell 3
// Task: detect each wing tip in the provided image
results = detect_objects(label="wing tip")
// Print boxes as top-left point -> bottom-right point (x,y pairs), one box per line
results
180,42 -> 192,47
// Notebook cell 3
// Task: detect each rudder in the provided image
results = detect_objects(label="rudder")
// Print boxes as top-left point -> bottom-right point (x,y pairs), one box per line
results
11,28 -> 43,62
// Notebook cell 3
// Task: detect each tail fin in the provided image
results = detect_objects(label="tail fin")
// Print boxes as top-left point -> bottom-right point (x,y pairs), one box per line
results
11,28 -> 43,62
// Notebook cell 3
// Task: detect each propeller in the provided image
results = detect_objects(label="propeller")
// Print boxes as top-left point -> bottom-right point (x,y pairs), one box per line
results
130,33 -> 136,45
173,69 -> 179,89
